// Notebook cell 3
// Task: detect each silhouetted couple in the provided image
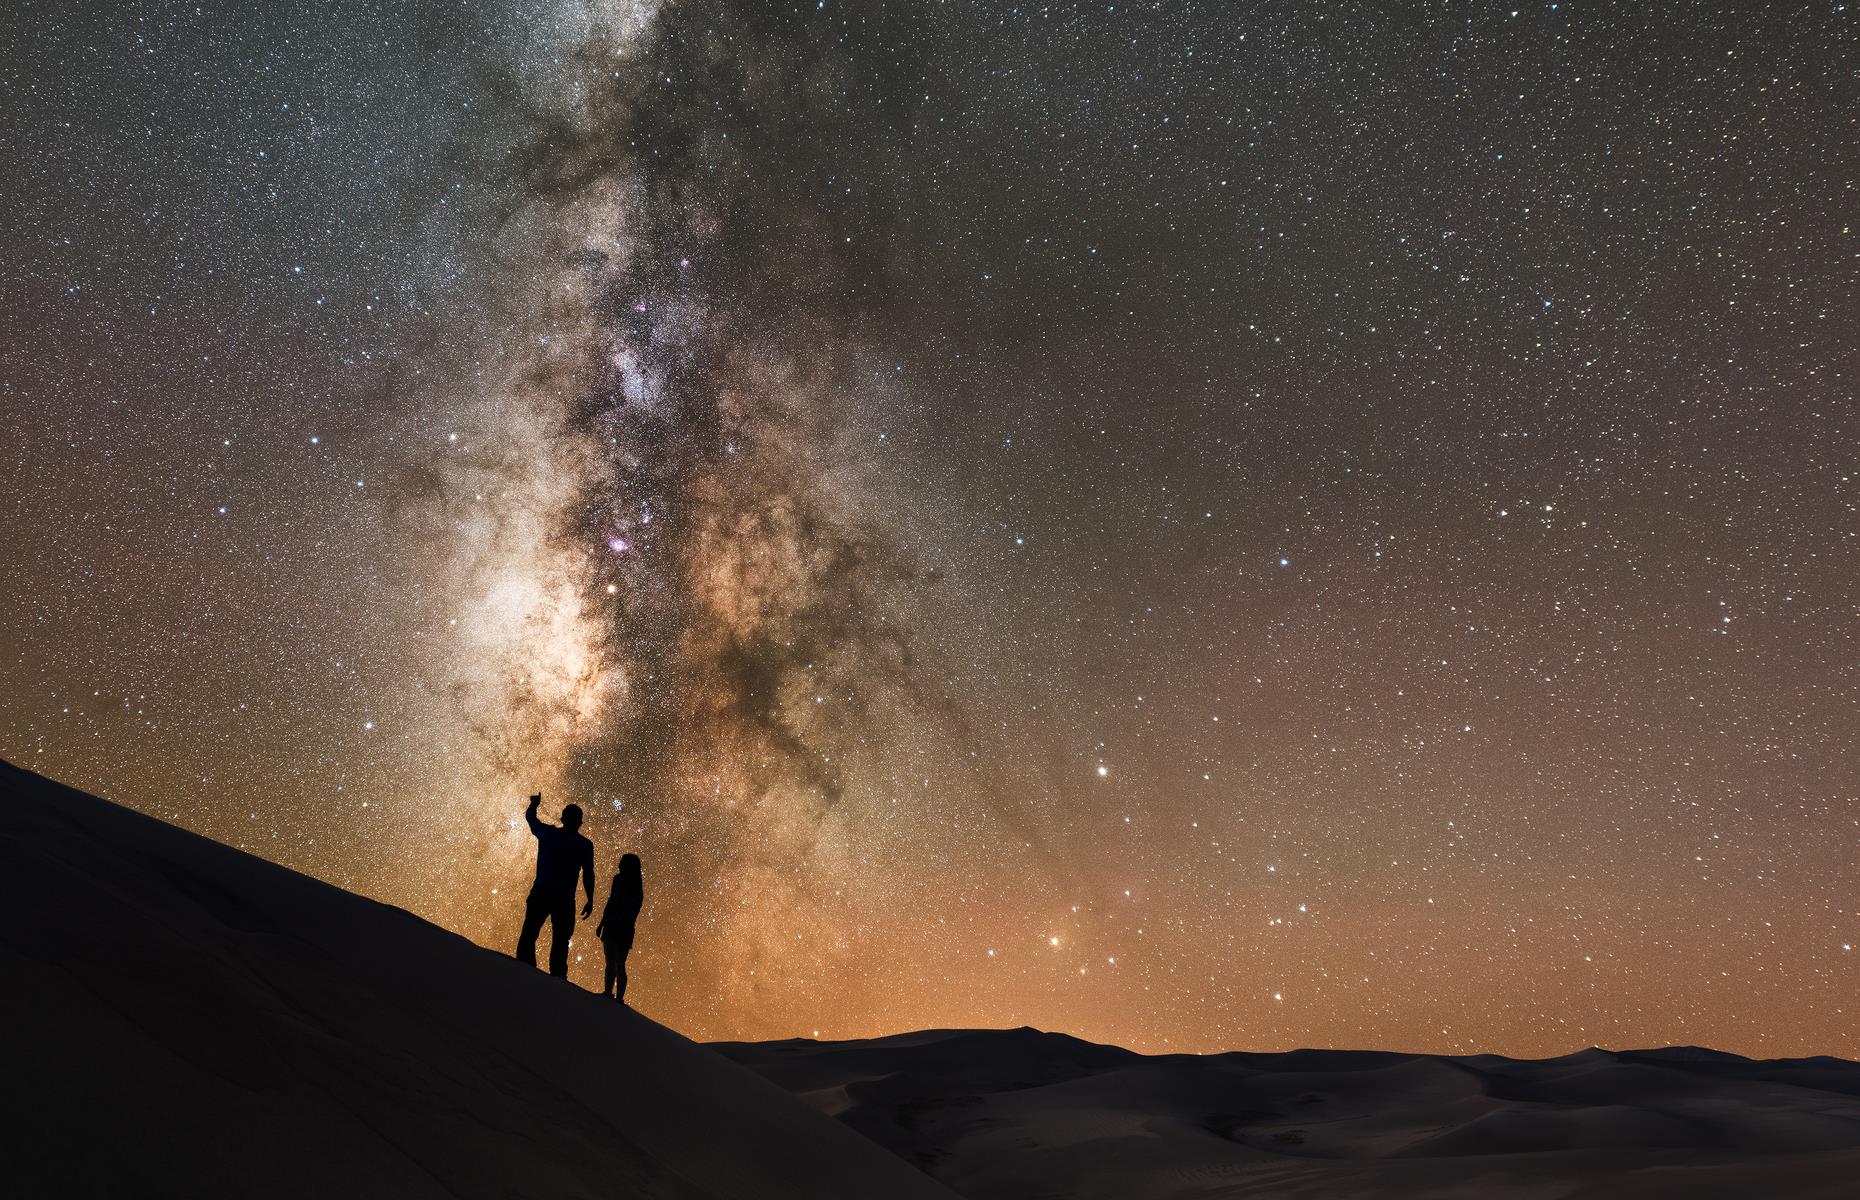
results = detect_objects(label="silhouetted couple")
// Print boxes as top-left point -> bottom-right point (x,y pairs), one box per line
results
514,793 -> 642,1003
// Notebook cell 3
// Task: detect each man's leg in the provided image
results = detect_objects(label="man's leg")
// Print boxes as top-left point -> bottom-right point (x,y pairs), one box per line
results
547,889 -> 576,978
515,887 -> 549,966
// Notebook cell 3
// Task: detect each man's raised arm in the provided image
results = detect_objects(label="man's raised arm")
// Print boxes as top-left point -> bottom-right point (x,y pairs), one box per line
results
525,793 -> 544,836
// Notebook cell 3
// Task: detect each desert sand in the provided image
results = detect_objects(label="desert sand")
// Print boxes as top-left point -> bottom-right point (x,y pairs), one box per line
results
717,1028 -> 1860,1197
0,760 -> 953,1199
8,756 -> 1857,1198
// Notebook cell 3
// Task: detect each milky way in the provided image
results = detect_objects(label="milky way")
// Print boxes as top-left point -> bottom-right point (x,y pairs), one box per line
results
428,1 -> 966,1016
5,1 -> 1858,1054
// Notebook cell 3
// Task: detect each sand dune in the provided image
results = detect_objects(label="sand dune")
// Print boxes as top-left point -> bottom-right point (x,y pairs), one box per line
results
0,761 -> 954,1199
716,1028 -> 1860,1197
10,754 -> 1856,1198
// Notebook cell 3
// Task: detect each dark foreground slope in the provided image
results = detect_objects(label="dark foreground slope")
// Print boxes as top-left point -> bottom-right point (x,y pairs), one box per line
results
716,1028 -> 1860,1198
0,761 -> 953,1200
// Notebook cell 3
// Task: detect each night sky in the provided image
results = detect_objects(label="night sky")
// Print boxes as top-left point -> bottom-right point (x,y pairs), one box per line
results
5,1 -> 1858,1057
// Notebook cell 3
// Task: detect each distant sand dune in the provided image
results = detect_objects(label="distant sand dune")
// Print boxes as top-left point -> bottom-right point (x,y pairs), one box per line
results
716,1027 -> 1860,1197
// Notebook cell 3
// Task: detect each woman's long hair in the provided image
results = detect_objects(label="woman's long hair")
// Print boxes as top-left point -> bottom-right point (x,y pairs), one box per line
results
616,852 -> 643,904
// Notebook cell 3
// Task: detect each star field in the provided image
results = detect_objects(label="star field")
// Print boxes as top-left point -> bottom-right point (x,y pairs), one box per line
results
3,1 -> 1857,1056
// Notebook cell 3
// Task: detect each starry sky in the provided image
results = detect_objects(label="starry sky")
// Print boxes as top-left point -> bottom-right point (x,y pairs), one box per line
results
5,0 -> 1858,1057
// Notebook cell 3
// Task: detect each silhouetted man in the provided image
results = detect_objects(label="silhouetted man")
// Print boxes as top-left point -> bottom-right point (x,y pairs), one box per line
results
515,793 -> 595,979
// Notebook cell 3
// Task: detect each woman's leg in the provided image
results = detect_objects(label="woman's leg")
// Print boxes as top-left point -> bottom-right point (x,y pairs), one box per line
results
614,940 -> 631,1004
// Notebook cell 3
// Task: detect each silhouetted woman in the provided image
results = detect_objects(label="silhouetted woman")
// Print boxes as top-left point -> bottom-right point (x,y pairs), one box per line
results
595,853 -> 643,1004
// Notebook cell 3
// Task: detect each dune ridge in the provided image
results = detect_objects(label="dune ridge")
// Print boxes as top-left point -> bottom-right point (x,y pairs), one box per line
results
716,1026 -> 1860,1197
0,760 -> 953,1200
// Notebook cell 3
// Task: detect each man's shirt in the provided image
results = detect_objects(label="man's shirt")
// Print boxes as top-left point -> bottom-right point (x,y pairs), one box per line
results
527,810 -> 594,894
